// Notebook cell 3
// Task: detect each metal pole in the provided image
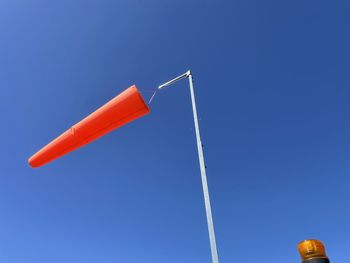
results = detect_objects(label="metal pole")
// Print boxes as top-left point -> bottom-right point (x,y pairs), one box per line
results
188,73 -> 219,263
158,71 -> 219,263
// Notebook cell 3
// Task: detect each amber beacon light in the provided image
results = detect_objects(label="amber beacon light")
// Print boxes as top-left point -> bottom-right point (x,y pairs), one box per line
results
298,240 -> 330,263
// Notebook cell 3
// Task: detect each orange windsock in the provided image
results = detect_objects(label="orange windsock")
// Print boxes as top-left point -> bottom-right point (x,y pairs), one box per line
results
28,85 -> 150,168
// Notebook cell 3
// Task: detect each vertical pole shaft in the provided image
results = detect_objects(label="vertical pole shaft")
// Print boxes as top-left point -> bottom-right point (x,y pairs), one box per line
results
188,74 -> 219,263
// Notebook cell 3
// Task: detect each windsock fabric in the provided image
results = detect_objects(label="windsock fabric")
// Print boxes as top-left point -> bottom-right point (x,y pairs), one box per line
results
28,85 -> 150,168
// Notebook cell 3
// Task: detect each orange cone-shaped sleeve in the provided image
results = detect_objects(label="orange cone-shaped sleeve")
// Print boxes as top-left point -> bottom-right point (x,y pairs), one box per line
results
28,85 -> 150,168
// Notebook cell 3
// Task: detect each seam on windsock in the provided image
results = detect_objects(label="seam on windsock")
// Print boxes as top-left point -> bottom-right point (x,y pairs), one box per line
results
37,106 -> 149,166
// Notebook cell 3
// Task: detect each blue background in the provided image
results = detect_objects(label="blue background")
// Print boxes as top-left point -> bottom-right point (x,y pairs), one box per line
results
1,0 -> 349,262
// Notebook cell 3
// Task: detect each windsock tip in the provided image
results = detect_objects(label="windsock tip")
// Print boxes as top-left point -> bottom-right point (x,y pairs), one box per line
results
28,155 -> 40,168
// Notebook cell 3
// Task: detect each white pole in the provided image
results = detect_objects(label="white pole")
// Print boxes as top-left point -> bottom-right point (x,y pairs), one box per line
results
188,73 -> 219,263
157,71 -> 219,263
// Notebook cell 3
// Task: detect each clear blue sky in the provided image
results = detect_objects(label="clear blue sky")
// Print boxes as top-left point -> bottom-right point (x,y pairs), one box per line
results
0,0 -> 349,262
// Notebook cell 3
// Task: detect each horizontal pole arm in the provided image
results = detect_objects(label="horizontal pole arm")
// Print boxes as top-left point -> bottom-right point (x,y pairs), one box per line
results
158,70 -> 191,90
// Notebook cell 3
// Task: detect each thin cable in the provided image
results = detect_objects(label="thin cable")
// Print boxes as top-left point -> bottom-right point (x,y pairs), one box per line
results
148,90 -> 157,104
